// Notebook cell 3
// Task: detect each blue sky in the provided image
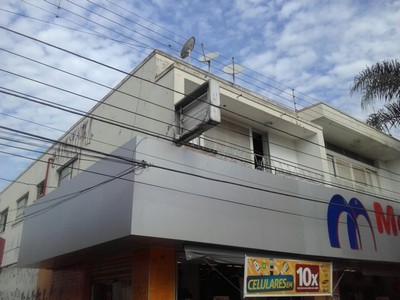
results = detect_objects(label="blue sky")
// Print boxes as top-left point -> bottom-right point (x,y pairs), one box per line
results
0,0 -> 399,191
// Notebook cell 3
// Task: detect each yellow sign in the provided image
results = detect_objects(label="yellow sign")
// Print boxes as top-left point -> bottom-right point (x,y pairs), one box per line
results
244,256 -> 332,297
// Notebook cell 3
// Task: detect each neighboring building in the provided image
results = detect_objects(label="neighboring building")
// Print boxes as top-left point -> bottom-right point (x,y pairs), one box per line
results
0,50 -> 399,300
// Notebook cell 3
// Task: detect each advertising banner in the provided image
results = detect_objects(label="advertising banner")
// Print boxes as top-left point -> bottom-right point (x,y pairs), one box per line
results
244,256 -> 332,297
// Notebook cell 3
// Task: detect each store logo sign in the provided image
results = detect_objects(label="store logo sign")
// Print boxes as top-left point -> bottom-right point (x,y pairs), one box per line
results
327,194 -> 377,251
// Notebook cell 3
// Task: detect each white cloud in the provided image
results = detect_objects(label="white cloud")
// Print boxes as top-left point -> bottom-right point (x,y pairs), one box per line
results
0,0 -> 399,191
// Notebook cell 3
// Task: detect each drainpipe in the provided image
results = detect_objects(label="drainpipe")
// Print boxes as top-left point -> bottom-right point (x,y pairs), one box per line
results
43,158 -> 54,196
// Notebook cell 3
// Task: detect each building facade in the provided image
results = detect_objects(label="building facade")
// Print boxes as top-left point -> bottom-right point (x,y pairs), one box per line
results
0,50 -> 399,300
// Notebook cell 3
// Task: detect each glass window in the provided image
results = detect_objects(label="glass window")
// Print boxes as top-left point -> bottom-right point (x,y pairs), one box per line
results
252,132 -> 270,171
353,167 -> 367,186
327,155 -> 336,177
328,153 -> 380,190
335,159 -> 352,181
0,208 -> 8,233
59,161 -> 74,186
16,194 -> 28,221
37,180 -> 45,200
366,169 -> 380,189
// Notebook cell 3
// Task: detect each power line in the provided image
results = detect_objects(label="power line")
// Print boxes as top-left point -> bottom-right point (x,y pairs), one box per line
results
1,141 -> 390,233
1,23 -> 399,196
0,8 -> 388,150
1,1 -> 385,141
3,80 -> 396,195
1,55 -> 398,196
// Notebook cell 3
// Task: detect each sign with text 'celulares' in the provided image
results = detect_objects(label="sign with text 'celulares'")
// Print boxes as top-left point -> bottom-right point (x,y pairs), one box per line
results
244,256 -> 332,297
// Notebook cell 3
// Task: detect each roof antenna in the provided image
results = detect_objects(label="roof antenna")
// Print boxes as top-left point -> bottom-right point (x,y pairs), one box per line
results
56,0 -> 62,18
223,57 -> 243,85
198,44 -> 220,74
292,88 -> 298,117
180,36 -> 195,63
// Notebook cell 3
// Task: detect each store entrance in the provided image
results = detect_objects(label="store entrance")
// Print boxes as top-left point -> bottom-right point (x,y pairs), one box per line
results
91,279 -> 131,300
178,261 -> 243,300
337,271 -> 400,300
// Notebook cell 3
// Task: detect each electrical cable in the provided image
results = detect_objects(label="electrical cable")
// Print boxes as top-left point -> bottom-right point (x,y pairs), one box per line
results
1,121 -> 397,211
0,60 -> 396,196
3,83 -> 396,196
1,1 -> 398,268
0,41 -> 384,182
3,3 -> 390,143
1,58 -> 398,193
0,16 -> 390,157
0,17 -> 396,197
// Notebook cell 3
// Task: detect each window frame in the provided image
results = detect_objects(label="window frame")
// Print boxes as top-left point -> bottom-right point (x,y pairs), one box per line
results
58,159 -> 76,186
0,208 -> 8,233
252,131 -> 271,171
15,193 -> 29,223
327,151 -> 379,190
36,180 -> 45,200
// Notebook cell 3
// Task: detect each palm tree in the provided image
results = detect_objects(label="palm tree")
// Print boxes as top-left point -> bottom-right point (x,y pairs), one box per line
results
350,59 -> 400,132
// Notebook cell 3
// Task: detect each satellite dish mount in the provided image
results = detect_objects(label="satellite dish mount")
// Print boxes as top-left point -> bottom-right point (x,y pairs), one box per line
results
199,44 -> 220,74
223,57 -> 243,85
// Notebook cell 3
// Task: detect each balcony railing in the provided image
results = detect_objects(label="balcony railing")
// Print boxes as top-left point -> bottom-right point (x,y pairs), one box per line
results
253,155 -> 325,184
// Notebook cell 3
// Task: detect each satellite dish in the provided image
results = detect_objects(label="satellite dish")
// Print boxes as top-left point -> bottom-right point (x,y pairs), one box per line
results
222,64 -> 244,74
199,44 -> 220,74
198,51 -> 220,62
180,36 -> 195,59
223,57 -> 243,84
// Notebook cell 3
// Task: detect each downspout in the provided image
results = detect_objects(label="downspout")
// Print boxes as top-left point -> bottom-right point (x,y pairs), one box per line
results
43,157 -> 54,196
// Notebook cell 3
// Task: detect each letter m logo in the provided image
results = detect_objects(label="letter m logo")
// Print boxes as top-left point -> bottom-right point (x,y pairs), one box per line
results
373,202 -> 398,236
327,194 -> 377,251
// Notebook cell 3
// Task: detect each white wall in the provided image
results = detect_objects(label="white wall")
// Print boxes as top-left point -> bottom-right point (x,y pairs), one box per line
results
0,267 -> 38,299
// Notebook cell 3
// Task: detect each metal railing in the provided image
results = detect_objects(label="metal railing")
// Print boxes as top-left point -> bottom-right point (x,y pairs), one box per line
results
253,155 -> 325,184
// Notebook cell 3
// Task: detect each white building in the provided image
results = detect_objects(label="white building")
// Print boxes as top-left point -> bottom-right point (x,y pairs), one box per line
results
1,50 -> 399,300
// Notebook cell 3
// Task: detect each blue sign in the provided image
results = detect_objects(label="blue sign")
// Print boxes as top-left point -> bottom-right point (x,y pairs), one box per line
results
327,194 -> 377,250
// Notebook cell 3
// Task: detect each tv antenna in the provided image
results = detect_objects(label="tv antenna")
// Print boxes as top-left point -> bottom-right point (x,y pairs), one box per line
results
198,44 -> 220,74
223,57 -> 243,84
180,36 -> 195,63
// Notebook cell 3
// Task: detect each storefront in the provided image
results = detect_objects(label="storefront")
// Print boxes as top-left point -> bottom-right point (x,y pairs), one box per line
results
19,137 -> 400,299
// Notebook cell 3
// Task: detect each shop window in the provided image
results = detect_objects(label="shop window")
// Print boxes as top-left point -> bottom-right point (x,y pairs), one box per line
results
16,194 -> 28,222
0,208 -> 8,233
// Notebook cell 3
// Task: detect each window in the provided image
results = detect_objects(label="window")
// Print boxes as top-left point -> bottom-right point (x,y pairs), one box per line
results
335,158 -> 352,181
58,160 -> 75,186
0,208 -> 8,233
37,180 -> 45,200
16,194 -> 28,222
328,154 -> 379,190
327,155 -> 336,177
252,131 -> 270,171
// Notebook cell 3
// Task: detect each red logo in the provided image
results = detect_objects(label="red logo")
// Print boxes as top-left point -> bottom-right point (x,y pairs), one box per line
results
295,264 -> 319,292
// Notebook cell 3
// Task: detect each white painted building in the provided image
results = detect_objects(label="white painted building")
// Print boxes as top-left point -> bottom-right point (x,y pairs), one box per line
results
1,50 -> 399,300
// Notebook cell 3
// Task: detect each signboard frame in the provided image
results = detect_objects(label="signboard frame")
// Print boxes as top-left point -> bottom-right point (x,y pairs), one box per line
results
174,79 -> 220,145
244,256 -> 332,298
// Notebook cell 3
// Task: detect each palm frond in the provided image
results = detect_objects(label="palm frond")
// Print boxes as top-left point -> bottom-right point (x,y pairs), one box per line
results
350,59 -> 400,109
366,102 -> 400,132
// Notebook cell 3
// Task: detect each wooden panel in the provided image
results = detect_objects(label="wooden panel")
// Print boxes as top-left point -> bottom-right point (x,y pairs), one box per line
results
132,248 -> 176,300
148,248 -> 176,300
132,249 -> 150,300
36,264 -> 89,300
